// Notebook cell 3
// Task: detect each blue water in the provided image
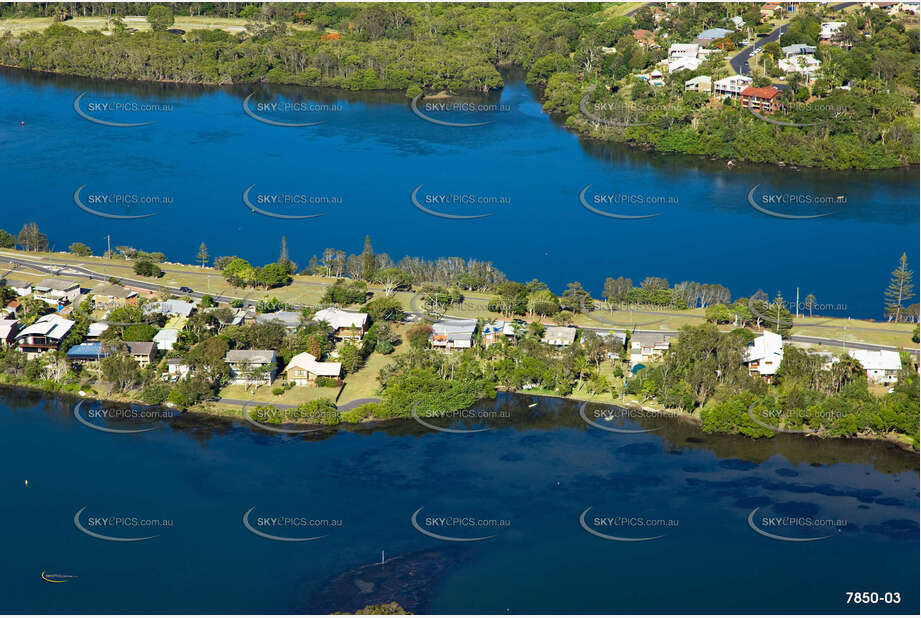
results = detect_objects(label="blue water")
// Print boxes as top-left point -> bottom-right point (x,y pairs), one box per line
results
1,68 -> 917,319
0,390 -> 917,613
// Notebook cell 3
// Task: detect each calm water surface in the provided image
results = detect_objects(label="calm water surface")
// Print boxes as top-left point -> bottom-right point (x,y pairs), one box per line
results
0,390 -> 917,613
1,68 -> 917,319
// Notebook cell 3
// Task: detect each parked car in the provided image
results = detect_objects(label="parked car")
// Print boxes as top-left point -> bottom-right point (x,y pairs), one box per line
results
178,286 -> 194,293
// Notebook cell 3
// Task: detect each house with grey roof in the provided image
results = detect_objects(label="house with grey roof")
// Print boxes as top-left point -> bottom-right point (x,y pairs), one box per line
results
1,278 -> 33,296
431,318 -> 477,350
144,299 -> 195,318
255,310 -> 303,331
542,326 -> 578,347
35,278 -> 81,302
225,350 -> 278,385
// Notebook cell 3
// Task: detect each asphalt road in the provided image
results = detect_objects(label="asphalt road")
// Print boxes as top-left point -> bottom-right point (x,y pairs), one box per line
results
5,253 -> 917,357
730,23 -> 788,75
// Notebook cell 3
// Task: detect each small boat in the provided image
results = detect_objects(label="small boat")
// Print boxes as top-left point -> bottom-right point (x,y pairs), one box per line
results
528,403 -> 537,408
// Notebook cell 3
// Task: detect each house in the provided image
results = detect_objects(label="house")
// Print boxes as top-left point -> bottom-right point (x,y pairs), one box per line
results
283,352 -> 342,385
778,55 -> 821,80
633,29 -> 656,47
782,43 -> 817,57
668,43 -> 700,59
740,86 -> 782,112
86,322 -> 109,341
629,333 -> 672,367
697,27 -> 734,41
255,310 -> 303,331
743,331 -> 784,381
14,314 -> 75,355
712,75 -> 752,99
126,341 -> 156,366
5,300 -> 20,317
730,15 -> 745,30
313,307 -> 369,340
0,318 -> 20,346
144,299 -> 195,318
91,282 -> 138,308
225,349 -> 277,385
482,321 -> 507,346
1,278 -> 33,296
542,326 -> 578,347
820,21 -> 847,41
760,3 -> 783,18
668,56 -> 702,73
153,328 -> 180,352
847,349 -> 902,385
166,358 -> 190,380
35,278 -> 81,302
584,331 -> 627,360
431,318 -> 477,350
685,75 -> 712,92
66,342 -> 108,363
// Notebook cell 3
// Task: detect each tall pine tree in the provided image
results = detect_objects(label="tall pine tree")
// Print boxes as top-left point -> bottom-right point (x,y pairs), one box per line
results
884,253 -> 915,322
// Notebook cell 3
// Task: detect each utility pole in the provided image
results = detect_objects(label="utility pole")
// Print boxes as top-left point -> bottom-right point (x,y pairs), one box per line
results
795,287 -> 799,320
105,234 -> 111,258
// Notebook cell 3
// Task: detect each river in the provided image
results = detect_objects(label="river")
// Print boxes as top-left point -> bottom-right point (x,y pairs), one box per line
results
1,389 -> 917,613
1,67 -> 917,319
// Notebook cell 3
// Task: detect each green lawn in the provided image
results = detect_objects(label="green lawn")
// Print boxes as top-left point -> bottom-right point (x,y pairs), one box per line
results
0,15 -> 316,35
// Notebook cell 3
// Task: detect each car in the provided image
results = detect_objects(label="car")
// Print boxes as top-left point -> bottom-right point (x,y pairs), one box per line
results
178,286 -> 194,293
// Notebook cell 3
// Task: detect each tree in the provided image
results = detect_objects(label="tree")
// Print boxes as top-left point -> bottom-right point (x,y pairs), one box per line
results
69,241 -> 92,256
0,229 -> 15,248
884,253 -> 915,322
363,296 -> 404,322
146,4 -> 174,32
196,242 -> 209,268
100,350 -> 141,392
17,222 -> 48,252
804,293 -> 817,318
359,235 -> 376,280
406,323 -> 432,350
277,236 -> 296,274
338,342 -> 363,374
133,259 -> 162,277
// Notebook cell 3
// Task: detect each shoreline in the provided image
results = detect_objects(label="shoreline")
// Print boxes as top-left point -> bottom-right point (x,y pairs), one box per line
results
3,379 -> 915,454
2,61 -> 917,172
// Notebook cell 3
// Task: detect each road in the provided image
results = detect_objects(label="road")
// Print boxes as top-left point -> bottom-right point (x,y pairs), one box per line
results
5,253 -> 917,357
730,23 -> 788,75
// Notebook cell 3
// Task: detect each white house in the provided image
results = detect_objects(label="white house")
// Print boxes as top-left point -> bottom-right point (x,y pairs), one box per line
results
225,350 -> 277,385
431,318 -> 477,350
86,322 -> 110,341
0,318 -> 20,347
283,352 -> 342,385
14,314 -> 75,355
685,75 -> 712,92
847,349 -> 902,385
668,43 -> 700,59
713,75 -> 752,98
730,15 -> 745,30
153,328 -> 180,352
255,310 -> 302,331
629,333 -> 672,367
542,326 -> 578,347
313,307 -> 369,339
782,43 -> 817,57
1,278 -> 33,296
668,56 -> 702,73
144,299 -> 195,318
744,331 -> 784,381
34,278 -> 81,302
820,21 -> 847,41
165,358 -> 191,380
778,55 -> 821,79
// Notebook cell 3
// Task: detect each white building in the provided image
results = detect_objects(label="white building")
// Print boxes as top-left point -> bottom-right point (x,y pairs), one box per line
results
153,328 -> 179,352
542,326 -> 578,347
144,299 -> 195,318
685,75 -> 712,92
668,43 -> 700,59
1,278 -> 33,296
283,352 -> 342,385
225,349 -> 277,385
668,56 -> 702,73
847,349 -> 902,385
629,333 -> 672,367
820,21 -> 847,40
313,307 -> 369,339
778,55 -> 821,79
712,74 -> 752,98
743,331 -> 784,380
14,314 -> 75,355
431,318 -> 477,350
34,278 -> 81,302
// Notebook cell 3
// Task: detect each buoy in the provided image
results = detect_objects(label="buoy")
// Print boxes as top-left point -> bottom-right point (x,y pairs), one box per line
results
20,121 -> 25,126
24,480 -> 28,486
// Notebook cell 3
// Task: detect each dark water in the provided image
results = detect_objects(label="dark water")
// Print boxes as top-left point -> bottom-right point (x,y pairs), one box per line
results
1,389 -> 917,613
1,67 -> 917,319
